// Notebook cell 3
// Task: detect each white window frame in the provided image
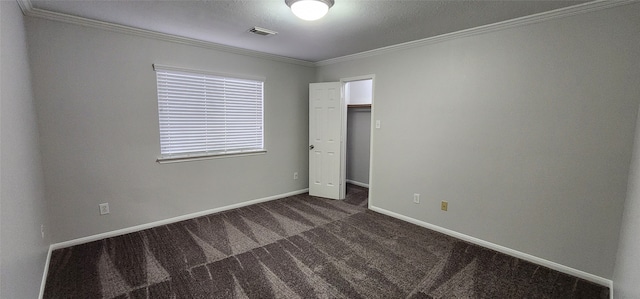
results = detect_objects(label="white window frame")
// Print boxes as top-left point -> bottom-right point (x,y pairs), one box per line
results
153,64 -> 266,163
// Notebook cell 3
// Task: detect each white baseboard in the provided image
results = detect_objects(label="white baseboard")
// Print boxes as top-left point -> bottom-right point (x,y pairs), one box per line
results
39,190 -> 612,297
609,280 -> 614,299
346,179 -> 369,188
39,188 -> 308,298
369,205 -> 612,288
50,188 -> 309,250
38,246 -> 53,299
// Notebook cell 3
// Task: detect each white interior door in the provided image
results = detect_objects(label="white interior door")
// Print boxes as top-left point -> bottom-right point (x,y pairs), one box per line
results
309,82 -> 345,200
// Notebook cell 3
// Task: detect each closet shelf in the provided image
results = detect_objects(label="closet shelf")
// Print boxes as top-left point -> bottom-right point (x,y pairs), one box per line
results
347,104 -> 371,108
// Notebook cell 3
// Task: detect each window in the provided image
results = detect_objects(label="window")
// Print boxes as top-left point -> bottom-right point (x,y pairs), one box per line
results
154,65 -> 265,162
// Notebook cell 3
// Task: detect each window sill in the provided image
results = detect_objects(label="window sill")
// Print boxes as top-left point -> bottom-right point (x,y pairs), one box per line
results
156,150 -> 267,164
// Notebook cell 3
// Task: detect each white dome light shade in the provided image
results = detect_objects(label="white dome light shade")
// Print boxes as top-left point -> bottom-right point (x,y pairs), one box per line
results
291,1 -> 328,21
286,0 -> 335,21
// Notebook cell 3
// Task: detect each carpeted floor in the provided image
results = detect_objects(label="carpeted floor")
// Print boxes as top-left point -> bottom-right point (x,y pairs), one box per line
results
44,184 -> 608,298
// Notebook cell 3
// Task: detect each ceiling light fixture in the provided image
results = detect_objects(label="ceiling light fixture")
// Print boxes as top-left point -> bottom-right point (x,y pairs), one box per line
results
285,0 -> 335,21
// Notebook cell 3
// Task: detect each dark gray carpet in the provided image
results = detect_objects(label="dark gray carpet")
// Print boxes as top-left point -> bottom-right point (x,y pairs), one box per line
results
44,184 -> 608,298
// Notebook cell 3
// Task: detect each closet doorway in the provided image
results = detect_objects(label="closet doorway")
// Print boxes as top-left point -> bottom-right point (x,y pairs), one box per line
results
342,76 -> 374,196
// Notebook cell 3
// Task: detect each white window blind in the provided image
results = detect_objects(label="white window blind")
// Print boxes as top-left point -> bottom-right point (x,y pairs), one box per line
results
154,65 -> 264,161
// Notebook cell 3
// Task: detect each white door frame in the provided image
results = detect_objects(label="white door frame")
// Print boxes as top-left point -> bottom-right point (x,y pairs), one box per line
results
340,74 -> 375,206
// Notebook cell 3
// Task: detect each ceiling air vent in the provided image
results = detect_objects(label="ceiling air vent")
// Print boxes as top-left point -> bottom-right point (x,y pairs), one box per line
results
248,27 -> 278,36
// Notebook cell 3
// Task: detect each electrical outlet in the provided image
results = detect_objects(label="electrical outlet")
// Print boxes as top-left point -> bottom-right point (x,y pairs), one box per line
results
441,201 -> 448,211
293,172 -> 299,180
41,224 -> 45,239
413,193 -> 420,204
99,203 -> 110,215
375,120 -> 381,129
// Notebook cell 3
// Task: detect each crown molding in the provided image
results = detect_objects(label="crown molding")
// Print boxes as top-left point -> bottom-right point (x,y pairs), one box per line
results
16,0 -> 32,12
17,0 -> 315,68
316,0 -> 639,67
16,0 -> 638,68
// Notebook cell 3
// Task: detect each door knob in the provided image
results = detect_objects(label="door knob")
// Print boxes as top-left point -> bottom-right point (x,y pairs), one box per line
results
309,145 -> 315,150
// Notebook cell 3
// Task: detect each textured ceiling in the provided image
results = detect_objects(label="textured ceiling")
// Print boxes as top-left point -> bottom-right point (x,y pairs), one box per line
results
29,0 -> 590,62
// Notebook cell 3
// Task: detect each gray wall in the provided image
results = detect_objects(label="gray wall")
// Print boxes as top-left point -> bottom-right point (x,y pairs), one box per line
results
317,3 -> 640,279
613,103 -> 640,298
26,17 -> 315,243
346,80 -> 372,105
347,108 -> 370,185
0,1 -> 50,298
